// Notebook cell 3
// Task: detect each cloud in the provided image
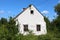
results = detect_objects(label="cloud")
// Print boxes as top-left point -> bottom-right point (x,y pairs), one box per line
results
0,10 -> 5,14
7,11 -> 11,14
58,0 -> 60,3
55,13 -> 57,16
54,13 -> 58,17
0,10 -> 11,14
41,10 -> 49,14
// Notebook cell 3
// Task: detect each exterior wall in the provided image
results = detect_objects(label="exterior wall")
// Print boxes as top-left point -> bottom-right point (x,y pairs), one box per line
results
15,5 -> 47,35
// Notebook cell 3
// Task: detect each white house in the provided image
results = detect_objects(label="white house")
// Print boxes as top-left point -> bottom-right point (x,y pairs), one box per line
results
14,4 -> 47,35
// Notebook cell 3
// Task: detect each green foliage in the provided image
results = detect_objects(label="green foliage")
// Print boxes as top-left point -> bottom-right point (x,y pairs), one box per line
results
16,31 -> 38,40
0,18 -> 8,26
52,16 -> 60,29
0,18 -> 8,24
51,16 -> 60,38
55,3 -> 60,16
0,17 -> 18,40
44,16 -> 54,32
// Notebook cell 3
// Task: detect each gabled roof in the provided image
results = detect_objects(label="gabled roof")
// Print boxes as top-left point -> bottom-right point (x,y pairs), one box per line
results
14,4 -> 44,19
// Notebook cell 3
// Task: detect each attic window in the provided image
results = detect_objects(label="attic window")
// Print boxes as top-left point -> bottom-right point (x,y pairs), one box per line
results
30,10 -> 34,14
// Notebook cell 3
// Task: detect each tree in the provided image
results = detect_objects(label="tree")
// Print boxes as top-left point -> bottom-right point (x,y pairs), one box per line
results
0,18 -> 8,25
55,3 -> 60,16
54,3 -> 60,31
44,16 -> 54,31
6,17 -> 18,40
0,17 -> 18,40
52,3 -> 60,38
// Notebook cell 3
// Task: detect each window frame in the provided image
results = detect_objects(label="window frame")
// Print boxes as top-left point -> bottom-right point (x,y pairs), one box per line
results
23,24 -> 28,31
36,25 -> 41,31
30,10 -> 34,14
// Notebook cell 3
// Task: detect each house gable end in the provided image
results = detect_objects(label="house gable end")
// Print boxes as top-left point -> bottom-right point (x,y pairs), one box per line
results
14,4 -> 44,20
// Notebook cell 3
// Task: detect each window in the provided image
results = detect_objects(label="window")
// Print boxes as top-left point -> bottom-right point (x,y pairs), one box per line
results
37,25 -> 41,31
24,25 -> 28,31
30,10 -> 34,14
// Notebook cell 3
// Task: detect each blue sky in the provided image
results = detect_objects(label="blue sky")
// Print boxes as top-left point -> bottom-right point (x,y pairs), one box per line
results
0,0 -> 60,21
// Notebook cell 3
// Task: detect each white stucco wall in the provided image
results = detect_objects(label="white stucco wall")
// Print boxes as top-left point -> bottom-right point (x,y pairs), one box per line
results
15,5 -> 47,35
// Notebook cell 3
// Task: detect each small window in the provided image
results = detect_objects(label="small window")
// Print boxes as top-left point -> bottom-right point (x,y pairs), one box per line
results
37,25 -> 41,31
24,25 -> 28,31
30,10 -> 34,14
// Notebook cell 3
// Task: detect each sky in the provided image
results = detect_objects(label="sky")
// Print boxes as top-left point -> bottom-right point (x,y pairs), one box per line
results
0,0 -> 60,21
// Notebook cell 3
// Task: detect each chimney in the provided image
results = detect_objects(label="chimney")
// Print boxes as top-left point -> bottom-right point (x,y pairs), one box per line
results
29,4 -> 32,10
29,4 -> 32,7
23,8 -> 26,11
